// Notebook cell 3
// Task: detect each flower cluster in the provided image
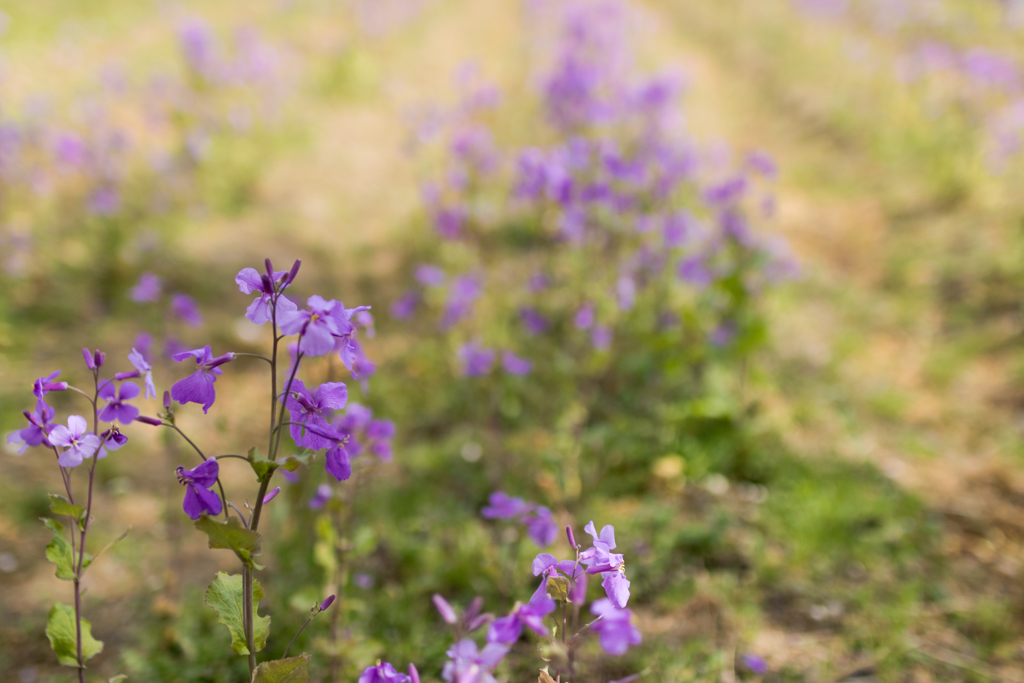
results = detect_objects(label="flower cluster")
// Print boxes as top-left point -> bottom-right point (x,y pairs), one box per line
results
394,0 -> 795,390
423,520 -> 640,683
0,17 -> 291,285
481,491 -> 559,547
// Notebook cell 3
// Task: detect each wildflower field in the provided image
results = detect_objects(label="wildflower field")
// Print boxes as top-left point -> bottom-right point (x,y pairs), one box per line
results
4,0 -> 1024,681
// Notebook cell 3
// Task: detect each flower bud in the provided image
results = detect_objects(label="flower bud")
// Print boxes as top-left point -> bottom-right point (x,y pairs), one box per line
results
264,257 -> 275,280
82,348 -> 96,370
432,594 -> 458,624
93,349 -> 106,368
408,664 -> 420,683
286,259 -> 301,285
319,594 -> 335,611
163,391 -> 172,410
566,525 -> 576,549
115,370 -> 141,380
136,416 -> 163,426
262,486 -> 281,505
207,352 -> 236,369
464,595 -> 483,621
466,612 -> 493,633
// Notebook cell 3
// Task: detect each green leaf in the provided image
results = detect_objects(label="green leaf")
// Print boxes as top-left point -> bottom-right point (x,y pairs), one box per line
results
194,516 -> 263,566
42,518 -> 76,581
251,654 -> 311,683
248,447 -> 275,480
109,676 -> 128,683
45,602 -> 103,667
204,572 -> 271,655
48,494 -> 86,526
279,451 -> 314,472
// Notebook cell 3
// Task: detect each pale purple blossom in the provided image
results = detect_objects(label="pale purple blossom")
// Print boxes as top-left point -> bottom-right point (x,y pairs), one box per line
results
171,293 -> 203,327
130,273 -> 161,302
128,348 -> 156,399
458,341 -> 495,377
235,265 -> 298,325
50,416 -> 101,467
501,351 -> 532,376
590,598 -> 641,655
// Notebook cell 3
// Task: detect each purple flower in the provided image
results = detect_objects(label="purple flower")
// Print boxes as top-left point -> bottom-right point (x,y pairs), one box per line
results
129,348 -> 156,399
390,291 -> 420,319
677,255 -> 713,288
442,275 -> 483,330
366,419 -> 396,462
284,380 -> 349,450
50,416 -> 101,468
309,483 -> 333,509
320,594 -> 337,611
7,400 -> 56,454
278,295 -> 368,357
590,598 -> 641,655
326,443 -> 351,481
574,303 -> 595,330
591,325 -> 612,351
746,150 -> 778,179
415,264 -> 447,286
581,521 -> 630,607
358,662 -> 410,683
33,370 -> 68,400
601,570 -> 631,609
89,187 -> 121,216
481,492 -> 529,519
487,595 -> 555,644
433,204 -> 468,240
458,341 -> 495,377
171,346 -> 235,414
171,293 -> 203,327
235,266 -> 298,325
98,380 -> 140,424
501,351 -> 532,376
130,273 -> 162,303
581,521 -> 623,572
519,308 -> 549,336
531,552 -> 582,603
703,177 -> 747,206
98,426 -> 128,459
741,654 -> 769,675
523,506 -> 558,546
442,639 -> 509,683
175,459 -> 222,519
337,336 -> 376,381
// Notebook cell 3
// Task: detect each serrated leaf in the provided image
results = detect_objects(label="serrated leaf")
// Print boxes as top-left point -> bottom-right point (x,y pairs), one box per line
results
45,602 -> 103,667
251,653 -> 310,683
204,572 -> 271,655
42,518 -> 76,581
48,494 -> 86,526
194,516 -> 262,566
